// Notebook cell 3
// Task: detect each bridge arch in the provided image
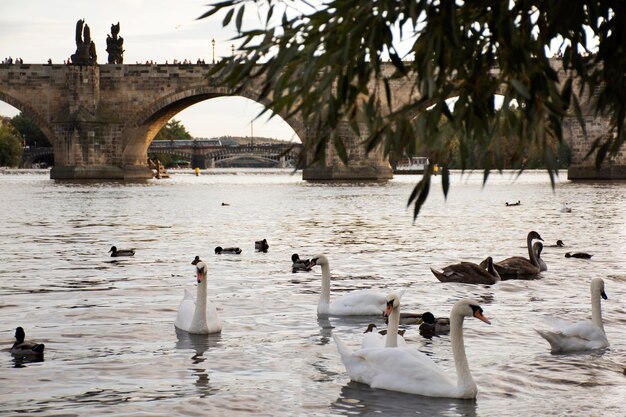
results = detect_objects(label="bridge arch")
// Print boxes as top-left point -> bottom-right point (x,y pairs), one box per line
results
121,84 -> 306,166
0,93 -> 55,145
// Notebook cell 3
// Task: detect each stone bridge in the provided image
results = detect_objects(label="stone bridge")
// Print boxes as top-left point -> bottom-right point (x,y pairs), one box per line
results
148,140 -> 302,168
0,63 -> 389,180
0,62 -> 624,180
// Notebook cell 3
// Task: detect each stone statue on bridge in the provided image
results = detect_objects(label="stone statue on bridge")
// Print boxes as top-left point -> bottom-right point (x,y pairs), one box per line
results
106,22 -> 124,64
70,19 -> 97,65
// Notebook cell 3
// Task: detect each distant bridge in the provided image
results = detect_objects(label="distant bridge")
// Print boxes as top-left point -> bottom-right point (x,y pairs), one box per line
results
20,141 -> 303,169
148,140 -> 302,168
20,146 -> 54,168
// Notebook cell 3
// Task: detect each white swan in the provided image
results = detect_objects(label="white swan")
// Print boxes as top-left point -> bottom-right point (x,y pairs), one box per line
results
536,278 -> 609,353
174,256 -> 222,334
333,296 -> 491,399
309,255 -> 405,316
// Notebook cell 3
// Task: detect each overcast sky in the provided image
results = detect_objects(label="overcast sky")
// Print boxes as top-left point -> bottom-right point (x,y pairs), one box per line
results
0,0 -> 299,141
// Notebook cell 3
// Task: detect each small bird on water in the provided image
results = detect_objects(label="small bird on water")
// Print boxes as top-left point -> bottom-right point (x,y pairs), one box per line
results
109,246 -> 135,257
291,253 -> 312,272
364,323 -> 406,336
10,327 -> 45,357
565,252 -> 593,259
255,239 -> 269,252
215,246 -> 242,254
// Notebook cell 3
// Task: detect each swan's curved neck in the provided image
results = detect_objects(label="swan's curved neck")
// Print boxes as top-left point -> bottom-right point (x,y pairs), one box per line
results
385,306 -> 400,347
527,235 -> 539,266
318,262 -> 331,314
191,278 -> 208,330
487,259 -> 501,281
591,288 -> 604,332
450,313 -> 477,396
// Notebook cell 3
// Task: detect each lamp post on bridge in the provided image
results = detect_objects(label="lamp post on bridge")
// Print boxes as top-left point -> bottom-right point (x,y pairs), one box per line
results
211,38 -> 215,64
250,120 -> 254,147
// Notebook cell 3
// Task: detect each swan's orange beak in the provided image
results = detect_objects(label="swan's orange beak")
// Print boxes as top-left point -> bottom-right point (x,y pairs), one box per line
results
196,272 -> 204,283
473,310 -> 491,324
383,301 -> 393,317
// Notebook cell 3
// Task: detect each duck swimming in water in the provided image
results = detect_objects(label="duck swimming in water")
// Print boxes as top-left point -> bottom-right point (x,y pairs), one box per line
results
10,327 -> 45,357
215,246 -> 242,254
109,246 -> 135,257
364,323 -> 406,336
418,312 -> 451,338
255,239 -> 269,252
291,253 -> 312,272
505,200 -> 521,206
565,252 -> 593,259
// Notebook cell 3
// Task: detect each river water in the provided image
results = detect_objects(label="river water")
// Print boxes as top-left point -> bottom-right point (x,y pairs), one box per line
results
1,169 -> 625,416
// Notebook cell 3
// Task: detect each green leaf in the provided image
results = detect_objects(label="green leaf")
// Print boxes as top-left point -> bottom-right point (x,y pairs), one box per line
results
222,9 -> 234,27
441,165 -> 450,199
333,134 -> 348,164
595,139 -> 611,169
408,173 -> 431,220
510,79 -> 531,99
236,4 -> 245,32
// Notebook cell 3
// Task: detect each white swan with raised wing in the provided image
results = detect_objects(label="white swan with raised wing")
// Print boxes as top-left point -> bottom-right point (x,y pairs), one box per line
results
333,295 -> 491,399
536,278 -> 609,353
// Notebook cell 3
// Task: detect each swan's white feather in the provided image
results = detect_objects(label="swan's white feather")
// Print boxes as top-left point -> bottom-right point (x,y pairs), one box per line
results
174,289 -> 222,334
329,288 -> 405,316
536,278 -> 608,353
315,254 -> 407,316
175,261 -> 222,334
334,297 -> 485,399
536,320 -> 608,353
334,334 -> 461,398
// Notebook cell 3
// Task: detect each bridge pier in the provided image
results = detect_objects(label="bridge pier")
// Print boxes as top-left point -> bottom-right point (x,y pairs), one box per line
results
191,154 -> 207,170
302,122 -> 393,181
564,115 -> 626,180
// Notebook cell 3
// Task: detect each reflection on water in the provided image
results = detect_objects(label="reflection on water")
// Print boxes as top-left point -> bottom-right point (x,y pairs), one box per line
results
332,382 -> 477,417
174,328 -> 221,395
11,354 -> 44,369
0,169 -> 625,416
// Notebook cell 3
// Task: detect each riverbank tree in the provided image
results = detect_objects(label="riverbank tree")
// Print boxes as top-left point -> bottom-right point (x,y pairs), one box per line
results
0,121 -> 23,167
154,119 -> 193,141
150,119 -> 193,166
201,1 -> 624,218
11,113 -> 50,148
